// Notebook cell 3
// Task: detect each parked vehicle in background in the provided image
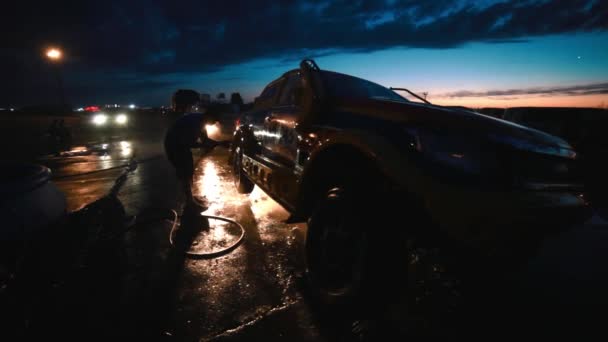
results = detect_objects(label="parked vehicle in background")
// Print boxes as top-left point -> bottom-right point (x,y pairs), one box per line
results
504,107 -> 608,218
87,106 -> 132,130
230,59 -> 590,319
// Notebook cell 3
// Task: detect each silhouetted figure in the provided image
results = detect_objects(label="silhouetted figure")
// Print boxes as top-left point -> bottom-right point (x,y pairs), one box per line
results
163,113 -> 218,210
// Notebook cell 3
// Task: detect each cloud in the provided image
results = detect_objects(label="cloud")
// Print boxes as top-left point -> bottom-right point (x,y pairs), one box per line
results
437,82 -> 608,99
1,0 -> 607,105
3,0 -> 606,75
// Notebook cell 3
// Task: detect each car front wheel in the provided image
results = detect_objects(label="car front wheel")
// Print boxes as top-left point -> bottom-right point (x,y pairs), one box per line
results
306,188 -> 368,303
232,146 -> 254,194
305,187 -> 461,334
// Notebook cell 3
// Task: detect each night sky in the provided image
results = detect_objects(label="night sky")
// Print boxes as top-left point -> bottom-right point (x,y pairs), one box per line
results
2,0 -> 607,108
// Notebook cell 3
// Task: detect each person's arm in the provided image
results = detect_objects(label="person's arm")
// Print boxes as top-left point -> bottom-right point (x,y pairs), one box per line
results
192,138 -> 218,149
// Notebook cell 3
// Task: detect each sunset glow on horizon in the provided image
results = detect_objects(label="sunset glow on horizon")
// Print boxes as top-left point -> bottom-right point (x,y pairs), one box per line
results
430,93 -> 607,109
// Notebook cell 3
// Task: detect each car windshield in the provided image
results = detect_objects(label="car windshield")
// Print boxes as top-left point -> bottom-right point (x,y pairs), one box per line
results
321,71 -> 408,103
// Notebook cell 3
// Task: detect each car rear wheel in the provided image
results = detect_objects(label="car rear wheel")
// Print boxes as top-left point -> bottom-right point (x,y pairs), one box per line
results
232,146 -> 254,194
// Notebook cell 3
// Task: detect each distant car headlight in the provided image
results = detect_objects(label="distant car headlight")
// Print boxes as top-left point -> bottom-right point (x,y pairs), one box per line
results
115,114 -> 128,125
93,113 -> 108,126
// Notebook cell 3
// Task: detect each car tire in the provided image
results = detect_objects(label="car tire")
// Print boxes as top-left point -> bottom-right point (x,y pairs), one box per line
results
306,188 -> 369,307
305,187 -> 461,333
232,146 -> 254,194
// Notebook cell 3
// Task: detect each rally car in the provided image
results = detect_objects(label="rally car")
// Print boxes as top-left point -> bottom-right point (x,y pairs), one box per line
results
230,59 -> 590,315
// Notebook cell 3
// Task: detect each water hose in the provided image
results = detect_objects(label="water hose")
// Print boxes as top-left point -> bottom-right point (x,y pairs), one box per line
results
54,149 -> 245,258
168,212 -> 246,258
127,208 -> 245,259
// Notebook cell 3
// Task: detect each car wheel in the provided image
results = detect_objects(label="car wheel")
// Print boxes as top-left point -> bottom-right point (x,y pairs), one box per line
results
306,188 -> 368,305
232,146 -> 254,194
306,187 -> 462,333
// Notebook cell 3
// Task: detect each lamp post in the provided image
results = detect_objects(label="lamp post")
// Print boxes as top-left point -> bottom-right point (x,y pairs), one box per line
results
45,47 -> 67,108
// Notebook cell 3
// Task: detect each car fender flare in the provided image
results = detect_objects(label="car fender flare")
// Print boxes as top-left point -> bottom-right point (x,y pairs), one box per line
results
292,130 -> 430,221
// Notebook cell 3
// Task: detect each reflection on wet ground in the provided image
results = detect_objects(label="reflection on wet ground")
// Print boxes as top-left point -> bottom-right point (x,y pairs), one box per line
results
45,140 -> 319,340
42,139 -> 164,211
36,135 -> 608,340
172,150 -> 310,341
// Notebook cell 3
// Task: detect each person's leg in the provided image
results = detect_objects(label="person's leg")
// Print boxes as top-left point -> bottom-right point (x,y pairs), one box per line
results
166,142 -> 192,203
182,175 -> 194,205
179,149 -> 208,211
182,149 -> 195,203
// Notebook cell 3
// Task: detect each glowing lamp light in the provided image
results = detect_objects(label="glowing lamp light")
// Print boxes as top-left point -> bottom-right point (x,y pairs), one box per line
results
205,123 -> 219,136
46,48 -> 62,61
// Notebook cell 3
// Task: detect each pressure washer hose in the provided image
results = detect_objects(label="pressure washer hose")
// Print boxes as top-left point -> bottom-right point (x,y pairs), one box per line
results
53,153 -> 246,258
166,210 -> 246,258
129,207 -> 245,259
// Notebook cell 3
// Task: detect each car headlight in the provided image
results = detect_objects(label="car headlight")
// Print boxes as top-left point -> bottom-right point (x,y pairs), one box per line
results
93,113 -> 108,126
205,123 -> 219,136
115,114 -> 128,125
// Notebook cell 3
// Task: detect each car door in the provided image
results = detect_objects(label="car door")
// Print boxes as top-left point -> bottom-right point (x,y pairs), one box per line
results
253,71 -> 308,206
264,71 -> 305,168
249,79 -> 283,158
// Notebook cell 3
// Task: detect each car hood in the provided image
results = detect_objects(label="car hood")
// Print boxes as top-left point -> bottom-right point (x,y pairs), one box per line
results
332,97 -> 574,154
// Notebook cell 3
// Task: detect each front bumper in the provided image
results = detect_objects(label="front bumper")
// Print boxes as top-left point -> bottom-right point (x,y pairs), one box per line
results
425,185 -> 591,255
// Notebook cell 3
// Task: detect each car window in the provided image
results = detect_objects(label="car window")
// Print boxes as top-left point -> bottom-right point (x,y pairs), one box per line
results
321,71 -> 407,103
260,83 -> 279,100
278,73 -> 304,107
255,81 -> 282,109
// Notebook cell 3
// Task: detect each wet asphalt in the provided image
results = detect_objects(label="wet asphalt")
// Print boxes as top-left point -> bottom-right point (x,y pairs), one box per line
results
24,124 -> 608,340
38,131 -> 326,341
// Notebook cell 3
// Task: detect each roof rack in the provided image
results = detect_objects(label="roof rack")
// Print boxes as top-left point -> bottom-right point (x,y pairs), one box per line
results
300,59 -> 320,72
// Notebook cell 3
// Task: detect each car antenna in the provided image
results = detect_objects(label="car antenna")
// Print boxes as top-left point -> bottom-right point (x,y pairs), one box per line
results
390,87 -> 432,105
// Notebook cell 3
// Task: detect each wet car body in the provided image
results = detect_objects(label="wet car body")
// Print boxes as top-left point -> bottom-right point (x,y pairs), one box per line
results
231,60 -> 589,262
504,107 -> 608,217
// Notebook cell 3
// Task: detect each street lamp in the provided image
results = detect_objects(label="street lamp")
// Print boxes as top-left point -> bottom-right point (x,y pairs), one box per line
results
44,47 -> 67,107
46,48 -> 62,61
